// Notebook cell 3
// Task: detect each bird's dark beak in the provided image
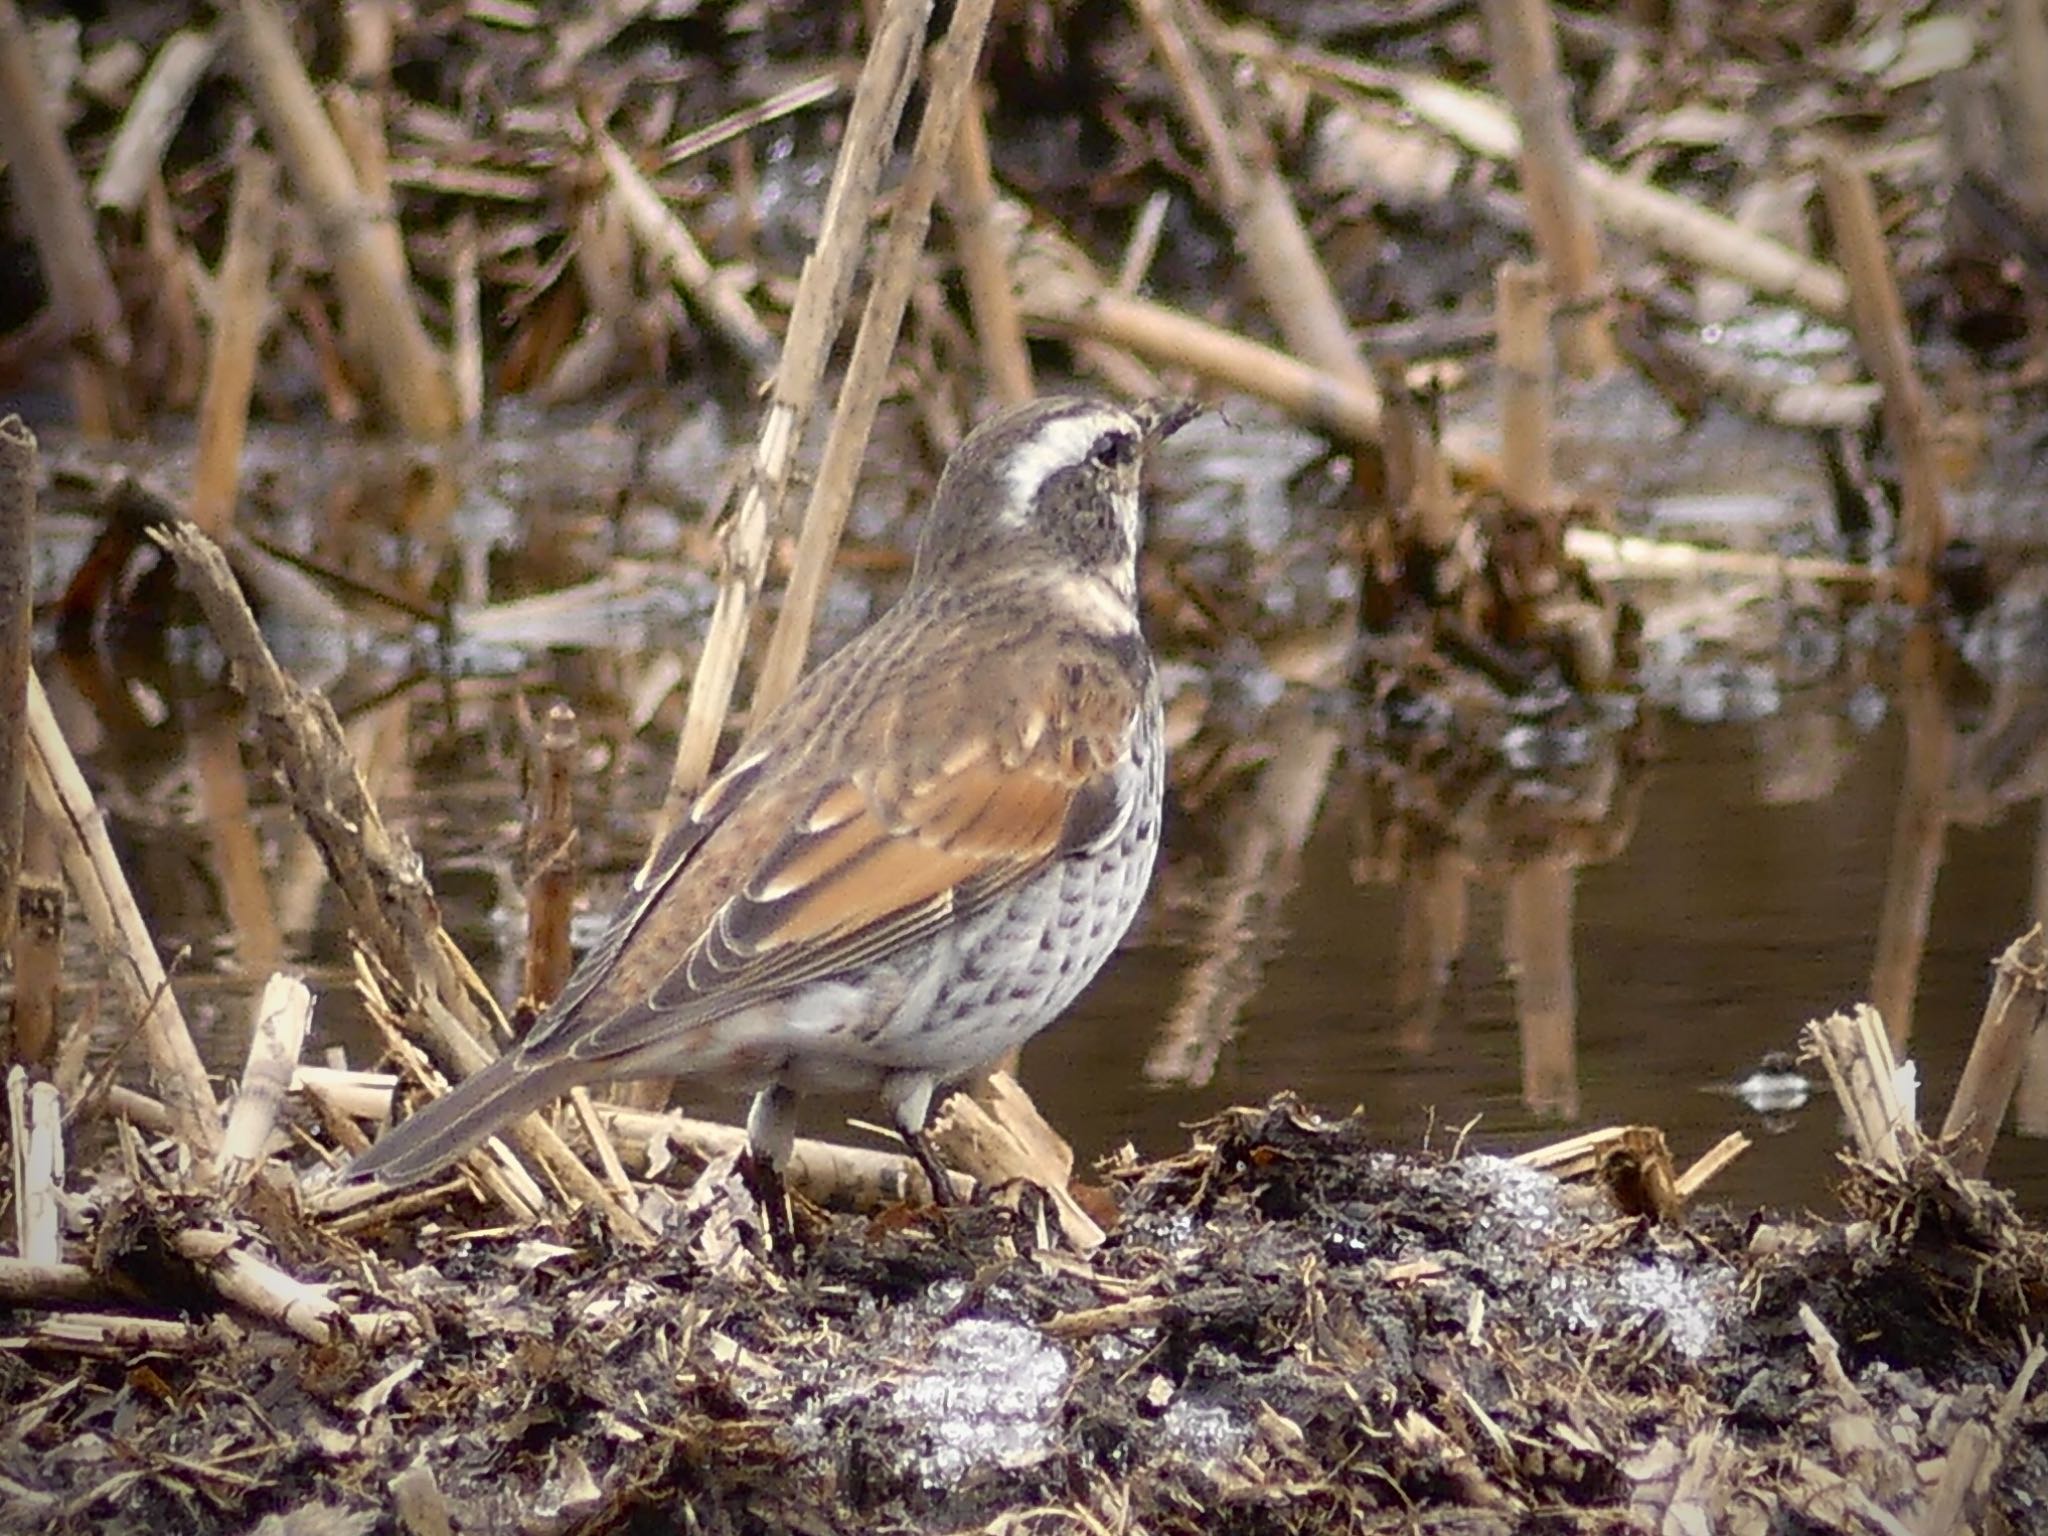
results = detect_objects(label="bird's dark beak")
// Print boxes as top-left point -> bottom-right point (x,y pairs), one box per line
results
1135,396 -> 1202,446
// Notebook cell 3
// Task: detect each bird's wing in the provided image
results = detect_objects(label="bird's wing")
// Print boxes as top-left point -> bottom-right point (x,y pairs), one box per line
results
529,627 -> 1150,1069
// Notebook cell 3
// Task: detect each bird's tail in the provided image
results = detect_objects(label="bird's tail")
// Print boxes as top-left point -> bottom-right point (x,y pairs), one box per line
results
346,1051 -> 571,1190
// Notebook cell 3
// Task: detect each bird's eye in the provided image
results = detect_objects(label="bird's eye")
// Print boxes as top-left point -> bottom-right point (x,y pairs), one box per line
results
1090,429 -> 1138,469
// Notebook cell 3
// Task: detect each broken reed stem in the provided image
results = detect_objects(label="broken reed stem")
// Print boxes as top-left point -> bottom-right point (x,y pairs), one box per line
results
450,212 -> 483,432
1817,149 -> 1950,603
593,127 -> 778,379
1938,926 -> 2048,1178
22,670 -> 222,1159
1494,260 -> 1555,507
1869,626 -> 1951,1049
947,86 -> 1034,407
226,0 -> 456,437
522,702 -> 579,1011
7,1068 -> 62,1263
654,0 -> 932,837
219,972 -> 313,1194
1479,0 -> 1616,378
1132,0 -> 1377,398
189,147 -> 279,541
0,0 -> 131,434
91,28 -> 218,216
2008,0 -> 2048,215
0,417 -> 31,957
754,0 -> 999,717
1015,230 -> 1385,448
1802,1004 -> 1924,1173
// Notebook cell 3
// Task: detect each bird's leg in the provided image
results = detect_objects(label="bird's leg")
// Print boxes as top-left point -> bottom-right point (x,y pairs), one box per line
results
885,1073 -> 959,1208
742,1085 -> 800,1258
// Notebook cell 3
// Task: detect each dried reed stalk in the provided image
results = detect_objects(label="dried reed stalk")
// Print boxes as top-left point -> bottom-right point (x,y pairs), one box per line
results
1494,260 -> 1554,506
23,671 -> 221,1159
7,822 -> 62,1069
1132,0 -> 1376,397
0,417 -> 30,956
1015,229 -> 1385,448
595,1104 -> 975,1210
219,973 -> 314,1194
0,0 -> 132,434
655,0 -> 933,836
946,87 -> 1034,406
189,147 -> 279,540
594,128 -> 777,378
1479,0 -> 1616,377
7,1068 -> 61,1262
450,212 -> 483,432
2009,0 -> 2048,214
522,703 -> 579,1011
1818,150 -> 1950,603
226,0 -> 455,437
1938,926 -> 2048,1178
92,29 -> 217,216
754,0 -> 999,717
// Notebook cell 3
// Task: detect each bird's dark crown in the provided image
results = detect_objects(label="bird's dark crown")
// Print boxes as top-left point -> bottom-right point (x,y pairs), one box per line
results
911,395 -> 1194,594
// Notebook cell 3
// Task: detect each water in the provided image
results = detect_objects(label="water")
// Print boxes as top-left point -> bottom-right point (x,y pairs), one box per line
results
21,404 -> 2048,1223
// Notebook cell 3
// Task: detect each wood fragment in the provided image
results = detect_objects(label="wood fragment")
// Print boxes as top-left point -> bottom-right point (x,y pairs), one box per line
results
7,818 -> 62,1069
1673,1131 -> 1751,1202
931,1071 -> 1106,1251
171,1227 -> 412,1345
0,1256 -> 109,1307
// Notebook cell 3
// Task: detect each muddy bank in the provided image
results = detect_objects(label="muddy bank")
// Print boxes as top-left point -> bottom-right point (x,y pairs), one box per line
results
1,1095 -> 2042,1534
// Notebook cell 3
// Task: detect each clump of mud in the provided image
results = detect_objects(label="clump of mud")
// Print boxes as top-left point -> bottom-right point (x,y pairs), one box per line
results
3,1096 -> 2043,1534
